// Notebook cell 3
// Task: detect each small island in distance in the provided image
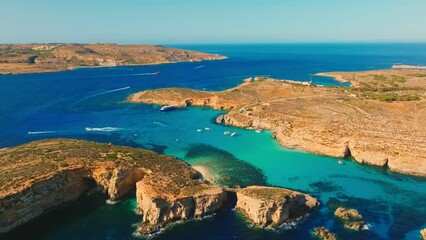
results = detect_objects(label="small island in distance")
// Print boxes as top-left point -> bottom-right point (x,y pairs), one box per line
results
0,43 -> 226,75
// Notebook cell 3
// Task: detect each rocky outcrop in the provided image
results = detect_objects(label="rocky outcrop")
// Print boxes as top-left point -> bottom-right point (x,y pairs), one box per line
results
0,139 -> 204,234
136,180 -> 227,234
0,139 -> 320,236
313,227 -> 337,240
344,221 -> 366,231
334,207 -> 362,221
128,71 -> 426,177
0,169 -> 89,233
235,186 -> 318,228
421,228 -> 426,240
334,207 -> 367,231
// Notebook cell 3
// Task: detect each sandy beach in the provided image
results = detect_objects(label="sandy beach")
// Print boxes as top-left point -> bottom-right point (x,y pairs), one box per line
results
192,165 -> 216,183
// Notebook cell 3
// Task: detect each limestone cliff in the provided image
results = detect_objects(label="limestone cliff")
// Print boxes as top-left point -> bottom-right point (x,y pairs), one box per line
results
136,181 -> 227,234
0,139 -> 320,236
0,139 -> 209,234
235,186 -> 318,228
128,70 -> 426,177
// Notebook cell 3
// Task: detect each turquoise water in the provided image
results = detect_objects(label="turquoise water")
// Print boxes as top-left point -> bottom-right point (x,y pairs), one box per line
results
1,44 -> 425,239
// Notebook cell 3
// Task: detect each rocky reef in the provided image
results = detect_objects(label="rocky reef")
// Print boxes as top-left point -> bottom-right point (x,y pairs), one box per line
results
0,139 -> 318,236
312,227 -> 337,240
128,70 -> 426,177
235,186 -> 319,228
334,207 -> 366,231
421,228 -> 426,239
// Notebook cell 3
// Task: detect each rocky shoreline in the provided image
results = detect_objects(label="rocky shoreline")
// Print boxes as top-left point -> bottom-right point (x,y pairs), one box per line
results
0,43 -> 226,75
0,139 -> 318,236
128,69 -> 426,177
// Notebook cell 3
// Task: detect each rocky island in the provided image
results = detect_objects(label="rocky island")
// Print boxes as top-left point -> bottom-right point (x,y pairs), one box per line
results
0,43 -> 226,74
128,69 -> 426,177
0,139 -> 318,236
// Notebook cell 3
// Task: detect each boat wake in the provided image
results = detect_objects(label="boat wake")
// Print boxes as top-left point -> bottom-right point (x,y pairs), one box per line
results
133,72 -> 161,76
193,65 -> 204,70
85,127 -> 122,132
87,86 -> 130,98
27,131 -> 59,135
153,121 -> 168,127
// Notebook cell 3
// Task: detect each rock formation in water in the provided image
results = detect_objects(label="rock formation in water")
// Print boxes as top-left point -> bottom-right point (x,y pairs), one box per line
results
334,207 -> 363,221
0,139 -> 318,236
334,207 -> 366,231
128,70 -> 426,177
235,186 -> 319,228
313,227 -> 337,240
420,228 -> 426,240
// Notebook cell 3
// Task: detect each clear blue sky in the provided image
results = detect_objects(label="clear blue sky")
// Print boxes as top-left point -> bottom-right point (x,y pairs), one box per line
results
1,0 -> 426,44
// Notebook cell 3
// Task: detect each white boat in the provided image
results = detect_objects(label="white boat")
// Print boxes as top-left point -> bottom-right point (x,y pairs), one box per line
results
224,131 -> 231,135
160,105 -> 177,111
197,129 -> 203,132
338,160 -> 344,165
231,132 -> 237,137
205,127 -> 211,131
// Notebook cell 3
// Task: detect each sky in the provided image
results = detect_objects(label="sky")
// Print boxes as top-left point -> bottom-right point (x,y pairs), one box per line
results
1,0 -> 426,44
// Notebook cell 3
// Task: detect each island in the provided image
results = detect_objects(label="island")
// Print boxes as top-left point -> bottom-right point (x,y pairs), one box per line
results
128,69 -> 426,177
0,43 -> 226,74
0,139 -> 318,235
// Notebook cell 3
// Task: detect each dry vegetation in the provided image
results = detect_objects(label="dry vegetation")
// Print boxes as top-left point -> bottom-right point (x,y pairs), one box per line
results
129,69 -> 426,177
0,139 -> 202,198
0,43 -> 225,74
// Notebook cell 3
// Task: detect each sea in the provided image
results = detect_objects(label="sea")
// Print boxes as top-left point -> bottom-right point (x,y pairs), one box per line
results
0,43 -> 425,240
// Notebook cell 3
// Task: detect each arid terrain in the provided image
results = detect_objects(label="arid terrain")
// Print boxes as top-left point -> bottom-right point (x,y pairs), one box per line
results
0,139 -> 317,235
0,43 -> 225,74
128,69 -> 426,177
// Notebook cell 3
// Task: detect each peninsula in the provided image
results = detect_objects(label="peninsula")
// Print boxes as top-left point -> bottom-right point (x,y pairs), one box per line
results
0,43 -> 226,74
0,139 -> 318,235
128,69 -> 426,177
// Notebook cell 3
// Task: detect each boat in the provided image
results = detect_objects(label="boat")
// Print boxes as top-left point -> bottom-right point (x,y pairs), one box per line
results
155,71 -> 161,75
224,131 -> 231,135
205,127 -> 211,131
160,105 -> 176,111
197,129 -> 203,132
256,128 -> 263,133
338,160 -> 344,165
231,132 -> 237,137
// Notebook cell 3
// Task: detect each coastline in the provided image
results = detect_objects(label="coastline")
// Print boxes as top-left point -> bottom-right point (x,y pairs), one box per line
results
128,70 -> 426,178
0,43 -> 227,75
192,165 -> 216,183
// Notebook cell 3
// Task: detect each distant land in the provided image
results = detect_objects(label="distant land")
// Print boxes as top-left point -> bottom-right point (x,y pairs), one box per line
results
129,69 -> 426,177
0,43 -> 226,74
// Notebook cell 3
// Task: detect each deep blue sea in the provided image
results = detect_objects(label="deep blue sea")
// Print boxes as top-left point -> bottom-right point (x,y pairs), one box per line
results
0,43 -> 425,240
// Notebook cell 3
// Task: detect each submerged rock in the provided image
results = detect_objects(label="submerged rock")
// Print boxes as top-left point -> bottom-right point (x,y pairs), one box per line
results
313,227 -> 337,240
235,186 -> 319,228
344,221 -> 366,231
334,207 -> 363,221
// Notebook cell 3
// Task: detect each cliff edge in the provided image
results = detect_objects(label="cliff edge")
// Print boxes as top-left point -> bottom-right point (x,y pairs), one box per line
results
128,69 -> 426,177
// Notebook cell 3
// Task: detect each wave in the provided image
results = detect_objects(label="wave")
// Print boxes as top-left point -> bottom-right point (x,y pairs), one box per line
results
105,199 -> 120,205
27,131 -> 59,135
85,127 -> 122,132
153,121 -> 168,127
